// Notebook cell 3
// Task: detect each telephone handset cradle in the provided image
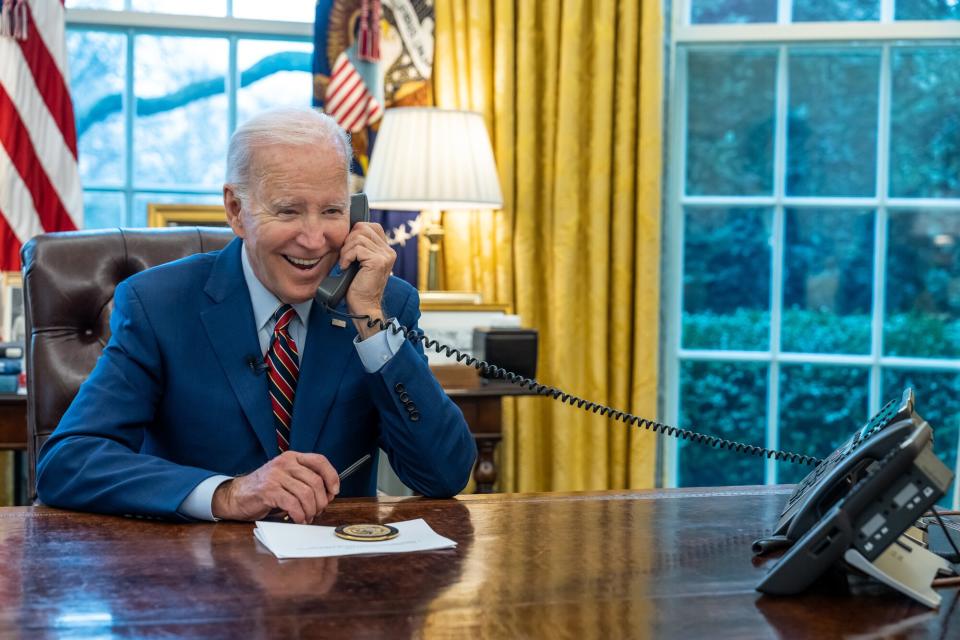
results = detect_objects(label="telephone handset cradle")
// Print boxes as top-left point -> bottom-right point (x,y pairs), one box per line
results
756,408 -> 954,608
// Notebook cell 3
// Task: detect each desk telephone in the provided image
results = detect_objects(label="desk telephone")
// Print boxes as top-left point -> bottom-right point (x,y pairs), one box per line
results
318,194 -> 958,607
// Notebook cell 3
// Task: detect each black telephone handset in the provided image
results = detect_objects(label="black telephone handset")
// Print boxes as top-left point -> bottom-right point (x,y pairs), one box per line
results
756,388 -> 954,599
316,193 -> 371,309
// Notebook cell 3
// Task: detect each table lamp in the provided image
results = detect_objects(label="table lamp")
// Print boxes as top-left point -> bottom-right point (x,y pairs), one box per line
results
363,107 -> 503,292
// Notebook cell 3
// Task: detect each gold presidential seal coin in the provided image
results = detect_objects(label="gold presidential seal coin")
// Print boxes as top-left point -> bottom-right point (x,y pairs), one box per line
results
334,523 -> 400,542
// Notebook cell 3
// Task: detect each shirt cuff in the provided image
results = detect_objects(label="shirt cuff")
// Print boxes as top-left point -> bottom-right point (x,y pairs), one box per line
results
179,474 -> 232,521
354,318 -> 405,373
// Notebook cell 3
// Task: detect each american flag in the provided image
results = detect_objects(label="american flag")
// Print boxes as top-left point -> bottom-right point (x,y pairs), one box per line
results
324,51 -> 383,133
0,0 -> 81,271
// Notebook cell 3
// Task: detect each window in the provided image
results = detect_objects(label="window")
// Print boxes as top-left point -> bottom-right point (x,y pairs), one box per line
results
65,1 -> 314,227
664,0 -> 960,503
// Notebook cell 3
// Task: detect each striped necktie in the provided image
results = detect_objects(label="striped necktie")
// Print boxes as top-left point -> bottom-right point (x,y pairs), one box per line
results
267,304 -> 299,453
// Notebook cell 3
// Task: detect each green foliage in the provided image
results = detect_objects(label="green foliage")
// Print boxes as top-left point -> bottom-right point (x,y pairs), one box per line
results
780,309 -> 871,354
890,48 -> 960,198
787,50 -> 880,196
682,309 -> 770,351
776,364 -> 870,484
686,51 -> 776,195
679,361 -> 767,487
679,308 -> 960,495
885,311 -> 960,358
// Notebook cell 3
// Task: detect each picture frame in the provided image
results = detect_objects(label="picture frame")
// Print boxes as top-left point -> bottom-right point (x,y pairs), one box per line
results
418,302 -> 518,366
147,204 -> 230,228
1,271 -> 24,344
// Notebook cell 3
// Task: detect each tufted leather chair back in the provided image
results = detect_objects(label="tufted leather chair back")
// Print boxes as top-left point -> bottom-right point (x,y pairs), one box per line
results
20,227 -> 234,500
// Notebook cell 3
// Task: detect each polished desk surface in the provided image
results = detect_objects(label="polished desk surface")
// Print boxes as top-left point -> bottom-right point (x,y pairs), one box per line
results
0,486 -> 957,638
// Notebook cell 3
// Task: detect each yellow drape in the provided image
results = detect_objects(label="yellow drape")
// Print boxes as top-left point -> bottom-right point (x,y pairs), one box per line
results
433,0 -> 663,492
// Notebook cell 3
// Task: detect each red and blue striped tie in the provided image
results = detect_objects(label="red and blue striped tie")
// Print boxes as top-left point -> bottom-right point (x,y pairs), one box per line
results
267,305 -> 299,453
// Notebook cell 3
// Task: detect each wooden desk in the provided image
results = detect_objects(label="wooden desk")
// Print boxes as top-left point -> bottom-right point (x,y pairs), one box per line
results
1,486 -> 956,637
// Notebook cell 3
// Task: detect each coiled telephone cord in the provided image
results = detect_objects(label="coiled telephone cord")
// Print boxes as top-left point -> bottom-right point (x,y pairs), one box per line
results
329,307 -> 822,468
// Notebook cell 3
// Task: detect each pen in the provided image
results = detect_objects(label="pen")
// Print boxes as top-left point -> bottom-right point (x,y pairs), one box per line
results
338,453 -> 372,481
265,453 -> 372,522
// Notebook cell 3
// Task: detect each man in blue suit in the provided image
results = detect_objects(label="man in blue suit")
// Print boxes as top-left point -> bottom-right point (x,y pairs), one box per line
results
36,108 -> 477,523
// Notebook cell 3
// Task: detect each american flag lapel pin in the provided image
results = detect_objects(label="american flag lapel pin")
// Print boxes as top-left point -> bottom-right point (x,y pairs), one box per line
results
331,318 -> 347,328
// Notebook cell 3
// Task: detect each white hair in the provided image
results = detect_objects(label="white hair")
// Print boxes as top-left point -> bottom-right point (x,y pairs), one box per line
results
225,108 -> 352,201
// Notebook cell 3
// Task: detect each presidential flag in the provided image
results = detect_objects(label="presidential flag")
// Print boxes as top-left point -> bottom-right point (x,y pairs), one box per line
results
0,0 -> 81,271
313,0 -> 434,287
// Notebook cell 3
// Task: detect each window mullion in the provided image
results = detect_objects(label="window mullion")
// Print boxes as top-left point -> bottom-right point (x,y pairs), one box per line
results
124,27 -> 135,227
870,44 -> 892,417
777,0 -> 791,24
228,35 -> 238,137
662,45 -> 689,489
880,0 -> 895,22
766,44 -> 789,485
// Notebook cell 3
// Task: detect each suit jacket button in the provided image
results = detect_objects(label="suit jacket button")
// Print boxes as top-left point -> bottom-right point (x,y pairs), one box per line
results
394,382 -> 405,393
409,411 -> 420,422
399,392 -> 410,404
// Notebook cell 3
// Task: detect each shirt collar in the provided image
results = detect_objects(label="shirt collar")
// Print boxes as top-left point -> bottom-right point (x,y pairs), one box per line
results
240,243 -> 312,332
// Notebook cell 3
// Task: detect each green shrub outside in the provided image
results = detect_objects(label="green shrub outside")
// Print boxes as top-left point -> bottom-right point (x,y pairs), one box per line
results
679,308 -> 960,501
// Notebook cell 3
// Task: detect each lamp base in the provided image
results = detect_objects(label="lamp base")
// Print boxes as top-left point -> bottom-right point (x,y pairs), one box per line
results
425,222 -> 445,291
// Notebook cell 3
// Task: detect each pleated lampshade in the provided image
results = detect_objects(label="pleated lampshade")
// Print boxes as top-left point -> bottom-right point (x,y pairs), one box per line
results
363,107 -> 503,211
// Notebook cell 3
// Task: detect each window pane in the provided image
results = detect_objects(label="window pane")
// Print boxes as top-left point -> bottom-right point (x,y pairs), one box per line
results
782,208 -> 874,354
682,207 -> 772,350
793,0 -> 880,21
82,191 -> 125,229
690,0 -> 777,23
678,361 -> 767,487
130,0 -> 226,16
686,49 -> 777,196
233,0 -> 316,21
885,210 -> 960,358
134,35 -> 228,190
890,47 -> 960,198
67,30 -> 125,187
883,370 -> 960,506
777,365 -> 870,484
787,49 -> 880,197
896,0 -> 960,20
237,40 -> 313,126
132,193 -> 224,228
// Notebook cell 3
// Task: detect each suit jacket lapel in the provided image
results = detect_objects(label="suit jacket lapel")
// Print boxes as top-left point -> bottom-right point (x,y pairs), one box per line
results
200,239 -> 276,459
289,301 -> 357,452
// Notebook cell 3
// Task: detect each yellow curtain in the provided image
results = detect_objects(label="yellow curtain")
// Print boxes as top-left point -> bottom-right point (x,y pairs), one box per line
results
433,0 -> 663,492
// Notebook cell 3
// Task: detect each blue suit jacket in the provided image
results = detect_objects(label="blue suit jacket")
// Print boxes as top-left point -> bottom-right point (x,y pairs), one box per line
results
36,238 -> 477,519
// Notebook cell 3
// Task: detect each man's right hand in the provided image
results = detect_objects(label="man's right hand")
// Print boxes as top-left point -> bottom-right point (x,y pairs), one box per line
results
211,452 -> 340,524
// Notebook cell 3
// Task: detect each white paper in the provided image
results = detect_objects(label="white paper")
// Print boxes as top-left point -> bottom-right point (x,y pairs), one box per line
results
253,518 -> 457,559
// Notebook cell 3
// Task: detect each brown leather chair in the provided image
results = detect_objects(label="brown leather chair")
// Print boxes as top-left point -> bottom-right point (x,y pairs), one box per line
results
20,227 -> 234,501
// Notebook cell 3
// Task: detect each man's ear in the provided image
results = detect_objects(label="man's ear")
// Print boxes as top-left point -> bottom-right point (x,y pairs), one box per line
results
223,186 -> 245,238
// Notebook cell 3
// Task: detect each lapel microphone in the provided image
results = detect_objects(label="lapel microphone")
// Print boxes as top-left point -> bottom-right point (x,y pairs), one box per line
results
246,356 -> 269,374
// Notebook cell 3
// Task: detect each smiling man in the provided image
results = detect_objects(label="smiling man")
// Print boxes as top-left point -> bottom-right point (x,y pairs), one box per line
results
36,108 -> 477,522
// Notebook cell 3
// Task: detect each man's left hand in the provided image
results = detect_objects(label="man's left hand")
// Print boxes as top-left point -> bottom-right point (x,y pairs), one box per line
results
338,221 -> 396,339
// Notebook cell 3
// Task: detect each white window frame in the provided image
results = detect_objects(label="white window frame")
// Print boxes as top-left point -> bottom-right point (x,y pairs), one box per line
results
662,0 -> 960,498
66,5 -> 312,226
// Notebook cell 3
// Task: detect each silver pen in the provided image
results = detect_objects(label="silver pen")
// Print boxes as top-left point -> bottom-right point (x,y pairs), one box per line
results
338,453 -> 372,481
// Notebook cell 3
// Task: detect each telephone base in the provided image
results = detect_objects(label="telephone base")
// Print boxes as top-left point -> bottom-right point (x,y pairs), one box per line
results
843,535 -> 950,609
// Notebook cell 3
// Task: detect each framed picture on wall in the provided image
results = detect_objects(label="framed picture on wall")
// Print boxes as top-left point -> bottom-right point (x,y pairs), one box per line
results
147,204 -> 231,228
1,271 -> 24,344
